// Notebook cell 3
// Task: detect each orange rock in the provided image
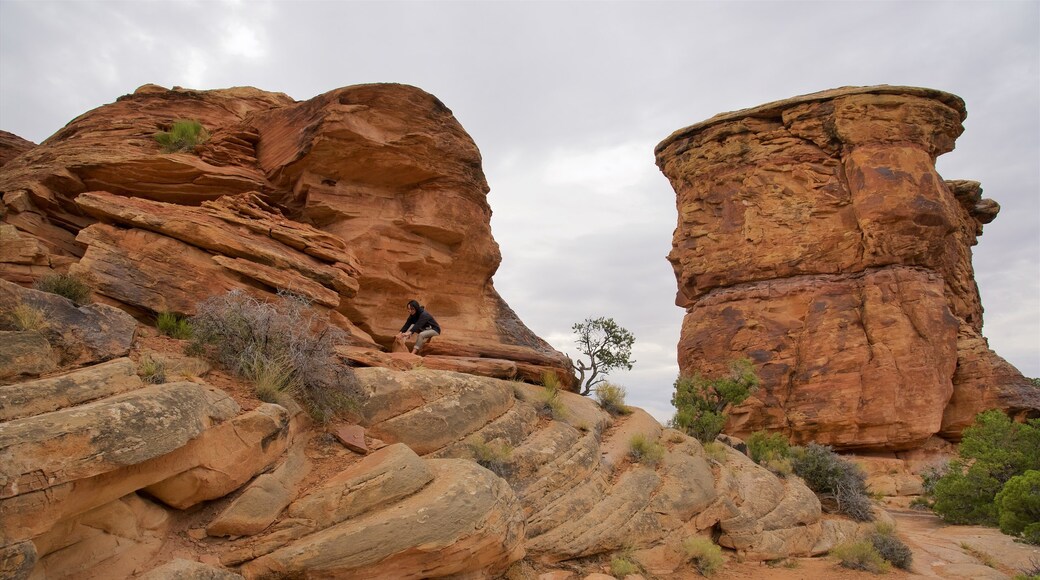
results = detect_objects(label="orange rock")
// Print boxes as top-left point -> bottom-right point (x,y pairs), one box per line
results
656,86 -> 1037,450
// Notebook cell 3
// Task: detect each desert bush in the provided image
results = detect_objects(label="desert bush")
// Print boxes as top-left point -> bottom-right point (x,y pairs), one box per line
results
34,272 -> 92,304
609,555 -> 640,577
670,358 -> 759,443
629,433 -> 665,466
703,441 -> 728,463
156,311 -> 192,339
248,352 -> 298,405
792,443 -> 874,522
931,411 -> 1040,527
137,355 -> 166,385
11,302 -> 47,331
189,289 -> 359,424
154,119 -> 209,153
747,430 -> 790,464
1015,557 -> 1040,580
595,382 -> 631,415
468,437 -> 514,477
995,470 -> 1040,544
869,524 -> 913,570
682,536 -> 724,576
830,540 -> 889,574
537,372 -> 568,420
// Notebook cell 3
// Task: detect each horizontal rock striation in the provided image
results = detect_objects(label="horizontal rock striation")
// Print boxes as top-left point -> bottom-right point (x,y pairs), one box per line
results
0,82 -> 571,382
656,85 -> 1038,450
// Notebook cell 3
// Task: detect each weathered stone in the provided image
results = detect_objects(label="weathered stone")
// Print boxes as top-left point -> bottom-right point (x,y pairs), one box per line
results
0,130 -> 34,169
138,558 -> 244,580
0,330 -> 55,381
0,357 -> 143,421
656,85 -> 1036,449
207,441 -> 310,537
332,424 -> 368,454
240,459 -> 525,579
0,541 -> 35,580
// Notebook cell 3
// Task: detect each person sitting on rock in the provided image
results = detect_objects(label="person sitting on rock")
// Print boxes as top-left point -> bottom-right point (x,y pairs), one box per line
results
396,299 -> 441,355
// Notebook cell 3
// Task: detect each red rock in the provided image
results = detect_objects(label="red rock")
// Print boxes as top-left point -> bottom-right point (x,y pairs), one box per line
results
656,86 -> 1037,449
334,424 -> 368,454
0,130 -> 34,169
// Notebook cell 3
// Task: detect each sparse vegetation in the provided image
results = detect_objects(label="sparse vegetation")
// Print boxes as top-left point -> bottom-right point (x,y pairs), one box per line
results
248,352 -> 298,405
670,358 -> 759,443
11,302 -> 47,331
537,372 -> 568,420
34,271 -> 92,304
703,441 -> 728,463
960,542 -> 998,568
137,355 -> 167,385
609,554 -> 640,577
682,536 -> 724,576
468,437 -> 514,477
189,289 -> 359,424
595,382 -> 632,415
830,540 -> 889,574
928,410 -> 1040,538
570,316 -> 635,396
791,443 -> 874,522
1015,557 -> 1040,580
869,523 -> 912,570
628,433 -> 665,466
154,119 -> 209,153
156,311 -> 192,339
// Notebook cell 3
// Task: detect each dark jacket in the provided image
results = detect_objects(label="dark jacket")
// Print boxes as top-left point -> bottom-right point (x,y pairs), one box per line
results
400,307 -> 441,334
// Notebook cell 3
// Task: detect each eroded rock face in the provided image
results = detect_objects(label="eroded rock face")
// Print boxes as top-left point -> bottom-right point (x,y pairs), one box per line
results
0,83 -> 570,381
656,85 -> 1038,449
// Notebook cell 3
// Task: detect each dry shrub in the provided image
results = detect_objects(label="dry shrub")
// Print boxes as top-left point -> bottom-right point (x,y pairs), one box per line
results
12,302 -> 47,331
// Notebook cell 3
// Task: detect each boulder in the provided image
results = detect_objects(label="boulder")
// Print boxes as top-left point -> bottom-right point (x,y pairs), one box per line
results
0,357 -> 143,421
655,85 -> 1036,449
0,331 -> 55,381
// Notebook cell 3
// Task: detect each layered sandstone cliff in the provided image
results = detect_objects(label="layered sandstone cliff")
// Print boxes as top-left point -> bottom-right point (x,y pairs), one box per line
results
656,85 -> 1038,451
0,83 -> 569,381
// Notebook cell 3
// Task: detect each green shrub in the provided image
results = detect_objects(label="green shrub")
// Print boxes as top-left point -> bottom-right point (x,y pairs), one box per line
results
995,470 -> 1040,544
609,555 -> 640,576
747,430 -> 790,464
154,119 -> 209,153
156,311 -> 192,339
931,411 -> 1040,527
189,290 -> 359,424
34,272 -> 92,304
468,437 -> 514,477
629,433 -> 665,466
11,302 -> 47,331
869,524 -> 912,570
670,358 -> 759,443
595,382 -> 632,415
703,441 -> 728,463
830,540 -> 889,574
537,372 -> 568,420
682,536 -> 724,576
792,443 -> 874,522
138,355 -> 166,385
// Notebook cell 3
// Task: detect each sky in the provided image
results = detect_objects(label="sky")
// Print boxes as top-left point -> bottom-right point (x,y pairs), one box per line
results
1,0 -> 1037,422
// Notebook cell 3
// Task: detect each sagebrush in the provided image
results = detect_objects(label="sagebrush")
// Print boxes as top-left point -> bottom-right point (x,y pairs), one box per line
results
870,524 -> 912,570
189,290 -> 359,424
595,382 -> 631,415
792,443 -> 874,522
830,540 -> 889,574
34,272 -> 92,304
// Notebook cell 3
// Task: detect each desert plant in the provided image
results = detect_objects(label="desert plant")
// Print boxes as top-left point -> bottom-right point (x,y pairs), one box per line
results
869,523 -> 913,570
34,272 -> 92,304
830,540 -> 889,574
682,536 -> 724,576
595,382 -> 631,415
995,470 -> 1040,544
791,443 -> 874,521
156,311 -> 192,339
671,358 -> 759,443
609,555 -> 640,576
138,355 -> 167,385
629,433 -> 665,466
154,119 -> 209,153
1015,557 -> 1040,580
570,316 -> 636,395
703,441 -> 728,463
468,437 -> 514,477
931,411 -> 1040,527
189,289 -> 359,424
537,372 -> 568,420
11,302 -> 46,331
248,352 -> 298,404
746,430 -> 790,464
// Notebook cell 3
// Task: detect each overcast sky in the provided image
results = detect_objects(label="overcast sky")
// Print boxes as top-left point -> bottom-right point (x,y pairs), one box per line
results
2,0 -> 1037,421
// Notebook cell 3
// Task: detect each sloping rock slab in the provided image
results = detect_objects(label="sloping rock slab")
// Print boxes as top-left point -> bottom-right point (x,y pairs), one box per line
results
239,459 -> 525,579
0,357 -> 142,421
0,331 -> 55,381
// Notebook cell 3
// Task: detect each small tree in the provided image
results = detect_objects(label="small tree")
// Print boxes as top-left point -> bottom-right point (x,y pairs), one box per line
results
570,317 -> 635,396
671,358 -> 758,443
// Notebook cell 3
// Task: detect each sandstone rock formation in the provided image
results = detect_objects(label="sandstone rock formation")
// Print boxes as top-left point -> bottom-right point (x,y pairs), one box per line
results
656,85 -> 1039,450
0,83 -> 570,383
